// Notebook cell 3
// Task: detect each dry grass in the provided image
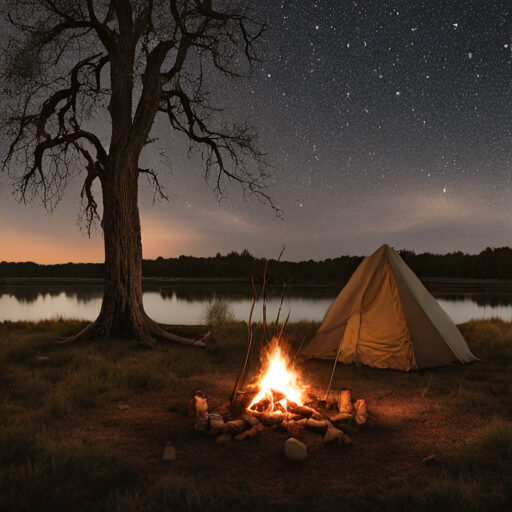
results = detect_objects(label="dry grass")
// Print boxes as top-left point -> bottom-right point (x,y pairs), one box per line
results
1,318 -> 511,511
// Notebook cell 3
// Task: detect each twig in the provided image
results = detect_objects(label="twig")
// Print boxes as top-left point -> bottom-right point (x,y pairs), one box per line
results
291,335 -> 307,368
230,276 -> 258,408
324,335 -> 344,400
277,310 -> 290,343
273,282 -> 287,336
260,260 -> 269,345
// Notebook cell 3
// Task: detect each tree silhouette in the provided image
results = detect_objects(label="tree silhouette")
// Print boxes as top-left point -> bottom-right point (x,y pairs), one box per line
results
1,0 -> 272,345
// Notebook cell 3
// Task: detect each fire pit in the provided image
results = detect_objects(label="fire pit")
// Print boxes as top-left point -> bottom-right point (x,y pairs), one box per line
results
189,336 -> 368,456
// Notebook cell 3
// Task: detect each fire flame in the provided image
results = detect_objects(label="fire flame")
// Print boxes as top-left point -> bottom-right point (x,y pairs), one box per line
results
248,338 -> 308,413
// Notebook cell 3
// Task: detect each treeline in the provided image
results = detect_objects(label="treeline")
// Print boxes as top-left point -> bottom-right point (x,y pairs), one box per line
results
399,247 -> 512,280
2,247 -> 512,282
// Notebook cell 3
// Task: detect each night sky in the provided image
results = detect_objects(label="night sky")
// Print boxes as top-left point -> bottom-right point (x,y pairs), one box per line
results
0,0 -> 511,263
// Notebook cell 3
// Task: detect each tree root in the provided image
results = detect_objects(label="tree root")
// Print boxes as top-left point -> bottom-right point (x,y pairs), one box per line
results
57,316 -> 210,347
147,321 -> 211,347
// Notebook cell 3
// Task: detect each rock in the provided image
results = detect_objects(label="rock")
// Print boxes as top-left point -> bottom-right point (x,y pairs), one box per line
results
216,433 -> 232,444
195,415 -> 209,431
223,419 -> 247,435
284,438 -> 307,461
354,399 -> 367,425
323,427 -> 343,444
337,433 -> 352,446
163,443 -> 176,461
192,391 -> 208,418
209,413 -> 225,431
338,389 -> 353,413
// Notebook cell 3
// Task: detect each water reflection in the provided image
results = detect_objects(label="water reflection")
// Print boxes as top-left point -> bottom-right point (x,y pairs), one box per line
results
2,284 -> 512,325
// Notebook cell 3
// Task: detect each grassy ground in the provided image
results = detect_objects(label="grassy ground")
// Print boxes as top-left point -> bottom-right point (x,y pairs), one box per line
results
1,319 -> 511,511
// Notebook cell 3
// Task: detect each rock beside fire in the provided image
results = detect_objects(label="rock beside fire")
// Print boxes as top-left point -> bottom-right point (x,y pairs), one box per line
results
209,413 -> 225,431
284,438 -> 308,461
354,399 -> 367,424
323,426 -> 343,444
338,389 -> 353,413
194,415 -> 209,431
189,391 -> 208,418
189,385 -> 368,451
223,419 -> 247,435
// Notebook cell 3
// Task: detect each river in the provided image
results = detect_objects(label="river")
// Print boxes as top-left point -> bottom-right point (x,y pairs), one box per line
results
2,282 -> 512,325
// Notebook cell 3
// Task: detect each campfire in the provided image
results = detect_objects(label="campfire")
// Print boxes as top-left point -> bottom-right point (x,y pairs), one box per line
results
187,266 -> 368,461
189,337 -> 368,460
247,337 -> 309,414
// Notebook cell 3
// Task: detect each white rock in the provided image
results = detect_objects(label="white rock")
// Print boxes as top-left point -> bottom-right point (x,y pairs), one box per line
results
284,438 -> 307,461
354,399 -> 367,425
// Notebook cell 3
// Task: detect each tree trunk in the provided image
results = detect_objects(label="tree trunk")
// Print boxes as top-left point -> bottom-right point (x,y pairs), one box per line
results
63,155 -> 208,347
98,155 -> 150,341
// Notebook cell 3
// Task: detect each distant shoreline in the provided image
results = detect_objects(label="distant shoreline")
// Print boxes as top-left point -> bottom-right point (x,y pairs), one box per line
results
2,276 -> 512,290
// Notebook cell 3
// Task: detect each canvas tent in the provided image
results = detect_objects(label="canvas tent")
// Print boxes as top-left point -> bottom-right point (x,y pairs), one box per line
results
301,244 -> 477,371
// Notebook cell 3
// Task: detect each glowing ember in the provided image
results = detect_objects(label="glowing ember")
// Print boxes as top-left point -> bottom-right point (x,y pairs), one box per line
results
248,338 -> 309,413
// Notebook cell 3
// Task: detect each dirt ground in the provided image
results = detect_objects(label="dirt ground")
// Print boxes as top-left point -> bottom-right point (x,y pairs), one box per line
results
59,360 -> 486,509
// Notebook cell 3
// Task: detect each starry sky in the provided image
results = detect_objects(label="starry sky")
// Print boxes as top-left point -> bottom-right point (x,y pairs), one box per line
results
0,0 -> 511,264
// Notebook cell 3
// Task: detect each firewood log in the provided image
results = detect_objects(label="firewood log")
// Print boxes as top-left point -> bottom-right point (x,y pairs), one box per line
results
296,418 -> 308,427
354,399 -> 367,425
271,389 -> 286,403
217,433 -> 232,444
305,418 -> 329,433
312,411 -> 327,421
338,389 -> 353,413
223,419 -> 247,435
250,398 -> 270,413
284,438 -> 307,461
323,426 -> 343,444
330,412 -> 353,424
241,414 -> 260,427
257,412 -> 284,427
288,405 -> 315,418
235,423 -> 265,440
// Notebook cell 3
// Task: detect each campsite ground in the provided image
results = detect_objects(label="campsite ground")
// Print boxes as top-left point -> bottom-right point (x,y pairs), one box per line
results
1,319 -> 511,511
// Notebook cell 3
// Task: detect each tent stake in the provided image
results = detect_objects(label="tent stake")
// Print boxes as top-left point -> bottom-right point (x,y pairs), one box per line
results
324,337 -> 344,400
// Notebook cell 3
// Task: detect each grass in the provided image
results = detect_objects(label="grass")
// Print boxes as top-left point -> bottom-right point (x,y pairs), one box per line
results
1,318 -> 512,511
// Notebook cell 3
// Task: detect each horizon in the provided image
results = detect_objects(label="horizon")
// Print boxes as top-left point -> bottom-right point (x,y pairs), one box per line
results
2,244 -> 509,266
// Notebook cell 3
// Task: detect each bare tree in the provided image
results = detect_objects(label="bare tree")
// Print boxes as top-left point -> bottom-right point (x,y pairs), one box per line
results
1,0 -> 273,346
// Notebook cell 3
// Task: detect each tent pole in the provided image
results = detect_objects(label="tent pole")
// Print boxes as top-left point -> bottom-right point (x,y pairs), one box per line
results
324,337 -> 344,401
